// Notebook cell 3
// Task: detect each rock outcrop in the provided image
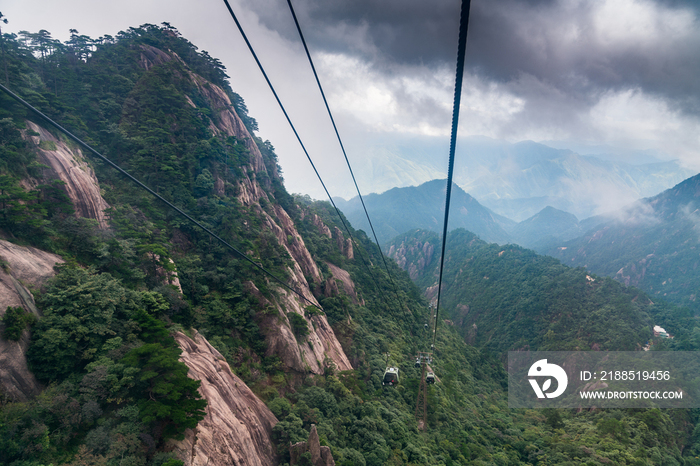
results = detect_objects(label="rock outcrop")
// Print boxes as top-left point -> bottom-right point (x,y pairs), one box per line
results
326,263 -> 363,305
250,282 -> 352,375
0,239 -> 63,401
312,214 -> 332,239
138,43 -> 173,70
388,237 -> 435,281
170,331 -> 278,466
25,121 -> 110,228
183,67 -> 353,374
290,424 -> 336,466
187,72 -> 268,177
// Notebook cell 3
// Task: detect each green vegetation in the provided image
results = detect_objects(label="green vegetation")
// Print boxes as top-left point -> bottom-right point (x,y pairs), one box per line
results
1,306 -> 36,341
388,229 -> 663,352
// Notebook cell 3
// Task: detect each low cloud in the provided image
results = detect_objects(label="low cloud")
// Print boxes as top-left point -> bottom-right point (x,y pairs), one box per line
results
680,203 -> 700,238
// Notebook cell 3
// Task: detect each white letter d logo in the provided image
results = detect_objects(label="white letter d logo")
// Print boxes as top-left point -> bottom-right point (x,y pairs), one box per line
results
528,359 -> 568,399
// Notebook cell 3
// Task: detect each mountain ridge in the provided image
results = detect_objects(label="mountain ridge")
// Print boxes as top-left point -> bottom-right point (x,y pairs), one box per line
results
545,171 -> 700,313
337,179 -> 514,245
345,135 -> 693,222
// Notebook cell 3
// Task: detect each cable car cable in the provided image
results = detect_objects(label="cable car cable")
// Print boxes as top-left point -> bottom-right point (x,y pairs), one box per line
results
433,0 -> 472,348
0,82 -> 323,311
220,0 -> 387,302
285,0 -> 407,314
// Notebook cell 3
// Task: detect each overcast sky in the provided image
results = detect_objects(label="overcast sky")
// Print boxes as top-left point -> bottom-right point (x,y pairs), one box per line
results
3,0 -> 700,200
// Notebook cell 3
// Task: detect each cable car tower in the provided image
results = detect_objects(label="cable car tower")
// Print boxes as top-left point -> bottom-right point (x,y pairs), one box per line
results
415,303 -> 437,430
414,351 -> 433,430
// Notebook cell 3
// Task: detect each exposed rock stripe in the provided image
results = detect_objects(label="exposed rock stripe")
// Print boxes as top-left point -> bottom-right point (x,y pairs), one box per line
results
25,121 -> 110,229
0,239 -> 63,401
170,331 -> 279,466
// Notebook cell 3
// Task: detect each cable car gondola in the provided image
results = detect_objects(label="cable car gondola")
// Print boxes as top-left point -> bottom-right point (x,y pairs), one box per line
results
382,367 -> 399,386
426,371 -> 436,384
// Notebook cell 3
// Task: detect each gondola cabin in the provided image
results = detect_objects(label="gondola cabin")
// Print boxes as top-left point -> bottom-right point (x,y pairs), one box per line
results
426,371 -> 436,384
383,367 -> 399,386
415,358 -> 421,368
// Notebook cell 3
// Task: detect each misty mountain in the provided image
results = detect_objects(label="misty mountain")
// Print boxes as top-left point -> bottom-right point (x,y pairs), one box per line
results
545,172 -> 700,313
509,206 -> 585,250
337,179 -> 610,250
349,135 -> 694,222
335,179 -> 513,245
453,137 -> 695,221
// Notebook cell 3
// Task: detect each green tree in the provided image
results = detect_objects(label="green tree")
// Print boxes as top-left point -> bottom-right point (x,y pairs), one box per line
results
121,310 -> 206,440
2,306 -> 36,341
27,267 -> 135,381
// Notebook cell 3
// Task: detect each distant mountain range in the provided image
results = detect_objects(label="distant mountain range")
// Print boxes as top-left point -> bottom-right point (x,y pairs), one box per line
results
346,135 -> 694,222
452,137 -> 695,221
336,179 -> 604,249
334,180 -> 512,245
545,173 -> 700,313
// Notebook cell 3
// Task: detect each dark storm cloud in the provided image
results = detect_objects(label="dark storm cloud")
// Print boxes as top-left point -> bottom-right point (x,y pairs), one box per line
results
246,0 -> 700,116
247,0 -> 461,64
466,0 -> 700,115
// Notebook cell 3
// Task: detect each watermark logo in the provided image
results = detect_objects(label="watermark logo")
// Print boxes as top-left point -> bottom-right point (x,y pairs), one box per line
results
528,359 -> 568,399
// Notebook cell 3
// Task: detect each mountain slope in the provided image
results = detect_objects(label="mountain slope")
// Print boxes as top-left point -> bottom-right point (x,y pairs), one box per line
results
337,179 -> 513,245
346,135 -> 694,221
388,229 -> 661,353
1,23 -> 698,466
546,172 -> 700,313
510,206 -> 585,250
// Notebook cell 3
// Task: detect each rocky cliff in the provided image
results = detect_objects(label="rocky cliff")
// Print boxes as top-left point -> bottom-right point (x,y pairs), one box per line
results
387,230 -> 438,282
170,331 -> 279,466
0,239 -> 63,401
175,59 -> 353,375
25,121 -> 110,228
290,424 -> 335,466
2,38 -> 358,464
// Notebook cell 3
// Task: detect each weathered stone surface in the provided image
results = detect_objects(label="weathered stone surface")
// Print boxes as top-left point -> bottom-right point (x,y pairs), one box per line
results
251,282 -> 352,375
388,239 -> 434,281
0,239 -> 63,401
25,121 -> 110,229
333,227 -> 345,255
344,238 -> 354,260
312,214 -> 332,238
169,332 -> 278,466
326,263 -> 362,305
186,72 -> 268,176
270,205 -> 322,283
290,425 -> 336,466
138,44 -> 173,70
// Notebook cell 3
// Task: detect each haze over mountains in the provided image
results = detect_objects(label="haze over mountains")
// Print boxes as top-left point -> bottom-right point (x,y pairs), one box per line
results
342,145 -> 700,317
347,136 -> 694,222
546,173 -> 700,314
334,180 -> 512,245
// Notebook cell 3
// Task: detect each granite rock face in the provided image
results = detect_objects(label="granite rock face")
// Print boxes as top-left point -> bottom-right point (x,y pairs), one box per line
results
25,121 -> 110,229
170,331 -> 279,466
175,58 -> 353,375
0,239 -> 63,401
